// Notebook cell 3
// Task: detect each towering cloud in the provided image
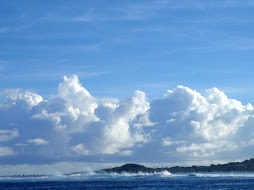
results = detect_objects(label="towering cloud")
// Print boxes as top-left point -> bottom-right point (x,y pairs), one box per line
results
70,90 -> 151,156
0,75 -> 253,165
149,86 -> 254,159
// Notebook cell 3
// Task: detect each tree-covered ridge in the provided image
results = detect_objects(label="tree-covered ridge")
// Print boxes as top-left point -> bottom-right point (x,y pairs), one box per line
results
97,158 -> 254,173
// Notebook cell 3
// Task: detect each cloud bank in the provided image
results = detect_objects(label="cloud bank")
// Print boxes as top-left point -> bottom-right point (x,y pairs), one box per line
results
0,75 -> 254,166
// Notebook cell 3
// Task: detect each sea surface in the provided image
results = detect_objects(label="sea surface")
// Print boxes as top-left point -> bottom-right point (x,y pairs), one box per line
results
1,172 -> 254,189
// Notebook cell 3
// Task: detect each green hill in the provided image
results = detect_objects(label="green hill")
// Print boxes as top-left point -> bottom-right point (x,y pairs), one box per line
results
96,158 -> 254,174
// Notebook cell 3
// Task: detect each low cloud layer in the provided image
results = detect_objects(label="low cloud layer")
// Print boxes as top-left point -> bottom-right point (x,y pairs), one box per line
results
0,75 -> 254,166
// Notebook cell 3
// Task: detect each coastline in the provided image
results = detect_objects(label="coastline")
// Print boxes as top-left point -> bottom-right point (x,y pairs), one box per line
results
95,158 -> 254,174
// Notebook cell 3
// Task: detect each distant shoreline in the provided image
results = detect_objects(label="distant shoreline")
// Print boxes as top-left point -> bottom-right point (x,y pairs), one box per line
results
94,158 -> 254,174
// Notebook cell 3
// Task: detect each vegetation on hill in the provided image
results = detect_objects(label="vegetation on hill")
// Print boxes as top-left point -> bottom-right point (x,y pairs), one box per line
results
96,158 -> 254,174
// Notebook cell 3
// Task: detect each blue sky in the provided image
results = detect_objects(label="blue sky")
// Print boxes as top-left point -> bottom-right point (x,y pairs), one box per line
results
1,0 -> 254,102
1,0 -> 254,175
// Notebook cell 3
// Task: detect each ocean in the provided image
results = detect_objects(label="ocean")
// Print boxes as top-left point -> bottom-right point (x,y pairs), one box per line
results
1,172 -> 254,189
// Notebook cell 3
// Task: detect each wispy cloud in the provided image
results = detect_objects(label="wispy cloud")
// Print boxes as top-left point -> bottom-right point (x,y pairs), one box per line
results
164,28 -> 254,54
221,87 -> 254,95
0,43 -> 102,56
41,0 -> 254,23
55,59 -> 70,63
0,71 -> 111,81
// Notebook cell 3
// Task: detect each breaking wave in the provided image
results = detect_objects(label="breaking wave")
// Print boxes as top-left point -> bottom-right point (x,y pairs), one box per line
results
2,172 -> 254,181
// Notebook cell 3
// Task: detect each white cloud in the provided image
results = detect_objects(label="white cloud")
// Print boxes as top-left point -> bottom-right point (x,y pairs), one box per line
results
133,112 -> 156,127
27,138 -> 48,146
176,141 -> 239,157
71,90 -> 151,155
0,129 -> 19,142
151,85 -> 253,139
100,90 -> 150,153
0,75 -> 254,166
162,137 -> 184,147
119,150 -> 133,156
33,75 -> 99,133
0,147 -> 14,156
70,143 -> 90,155
0,75 -> 150,158
6,90 -> 43,110
149,85 -> 254,160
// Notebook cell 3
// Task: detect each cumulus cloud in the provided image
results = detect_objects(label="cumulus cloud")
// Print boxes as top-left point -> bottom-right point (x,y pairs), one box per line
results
0,75 -> 254,166
149,85 -> 254,159
0,75 -> 151,162
6,90 -> 43,110
33,75 -> 99,133
99,90 -> 150,154
133,112 -> 156,127
58,75 -> 98,121
27,138 -> 48,146
70,90 -> 151,155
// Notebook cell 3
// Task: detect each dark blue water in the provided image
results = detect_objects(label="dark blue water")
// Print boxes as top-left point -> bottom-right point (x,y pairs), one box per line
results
1,172 -> 254,189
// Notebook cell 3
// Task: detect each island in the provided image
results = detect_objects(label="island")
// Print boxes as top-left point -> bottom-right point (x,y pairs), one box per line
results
94,158 -> 254,174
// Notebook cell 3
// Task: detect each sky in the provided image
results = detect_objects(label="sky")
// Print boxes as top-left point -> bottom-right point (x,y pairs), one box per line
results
1,0 -> 254,175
